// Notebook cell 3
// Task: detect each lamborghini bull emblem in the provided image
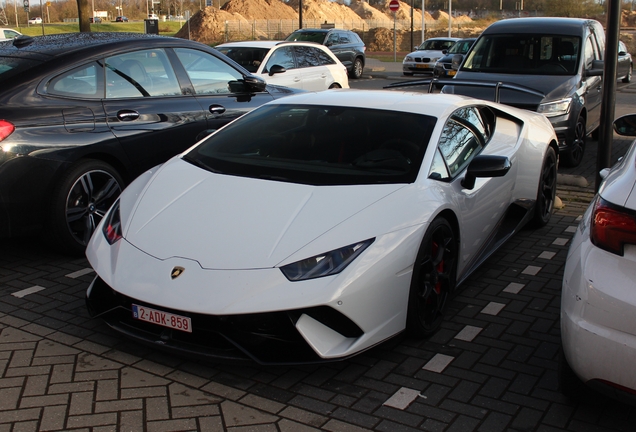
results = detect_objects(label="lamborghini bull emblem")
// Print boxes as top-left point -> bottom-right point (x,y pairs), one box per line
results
171,266 -> 185,279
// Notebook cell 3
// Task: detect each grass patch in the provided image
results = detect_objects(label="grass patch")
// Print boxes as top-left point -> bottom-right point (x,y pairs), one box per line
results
14,21 -> 185,37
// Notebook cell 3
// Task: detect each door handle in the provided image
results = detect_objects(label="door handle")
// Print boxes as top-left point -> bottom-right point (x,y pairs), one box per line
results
117,110 -> 139,121
209,105 -> 226,115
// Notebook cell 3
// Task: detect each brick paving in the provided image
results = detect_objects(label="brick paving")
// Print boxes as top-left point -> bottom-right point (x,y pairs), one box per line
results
2,83 -> 636,430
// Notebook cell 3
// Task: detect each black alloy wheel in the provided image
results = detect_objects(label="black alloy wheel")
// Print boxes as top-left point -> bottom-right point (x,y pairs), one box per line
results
350,57 -> 364,79
532,146 -> 557,227
406,217 -> 457,337
561,115 -> 586,167
47,160 -> 124,255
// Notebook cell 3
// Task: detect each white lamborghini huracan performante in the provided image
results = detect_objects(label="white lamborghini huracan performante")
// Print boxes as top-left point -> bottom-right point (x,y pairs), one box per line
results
86,89 -> 558,364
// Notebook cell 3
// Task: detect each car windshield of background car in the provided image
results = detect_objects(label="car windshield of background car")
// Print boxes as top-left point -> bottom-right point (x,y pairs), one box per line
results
420,39 -> 455,51
448,40 -> 474,55
285,31 -> 325,44
216,47 -> 270,73
462,34 -> 580,75
183,104 -> 437,186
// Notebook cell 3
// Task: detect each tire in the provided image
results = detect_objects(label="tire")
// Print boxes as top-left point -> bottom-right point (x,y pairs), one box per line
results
349,58 -> 364,79
532,146 -> 557,227
406,218 -> 457,337
46,160 -> 124,255
561,115 -> 585,167
328,83 -> 342,89
623,64 -> 632,83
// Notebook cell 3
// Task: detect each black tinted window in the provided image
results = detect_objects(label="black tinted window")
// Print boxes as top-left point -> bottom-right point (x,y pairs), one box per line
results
294,46 -> 319,68
185,104 -> 437,186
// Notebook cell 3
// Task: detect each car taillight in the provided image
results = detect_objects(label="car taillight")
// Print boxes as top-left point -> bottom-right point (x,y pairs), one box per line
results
0,120 -> 15,142
102,200 -> 123,244
590,197 -> 636,256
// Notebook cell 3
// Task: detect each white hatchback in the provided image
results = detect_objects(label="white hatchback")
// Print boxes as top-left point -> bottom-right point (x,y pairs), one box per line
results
0,28 -> 22,41
28,17 -> 42,24
216,41 -> 349,91
560,114 -> 636,404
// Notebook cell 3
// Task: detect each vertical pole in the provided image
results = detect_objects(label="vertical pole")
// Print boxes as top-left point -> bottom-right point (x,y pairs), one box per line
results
299,0 -> 302,29
421,0 -> 425,45
448,0 -> 451,37
410,0 -> 413,51
393,11 -> 396,62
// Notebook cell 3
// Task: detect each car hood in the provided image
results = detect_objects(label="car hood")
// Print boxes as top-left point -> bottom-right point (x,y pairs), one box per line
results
124,158 -> 404,270
407,49 -> 445,58
450,71 -> 579,107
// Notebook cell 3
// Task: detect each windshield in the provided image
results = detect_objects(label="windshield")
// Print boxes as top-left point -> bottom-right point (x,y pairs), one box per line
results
418,39 -> 456,51
184,104 -> 436,186
448,39 -> 474,55
215,46 -> 270,73
285,31 -> 326,44
462,34 -> 580,75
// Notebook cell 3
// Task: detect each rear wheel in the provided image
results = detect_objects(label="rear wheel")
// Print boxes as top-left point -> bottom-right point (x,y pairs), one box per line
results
532,147 -> 557,227
623,64 -> 632,83
350,58 -> 364,79
561,115 -> 585,167
46,159 -> 124,255
328,83 -> 342,89
406,218 -> 457,337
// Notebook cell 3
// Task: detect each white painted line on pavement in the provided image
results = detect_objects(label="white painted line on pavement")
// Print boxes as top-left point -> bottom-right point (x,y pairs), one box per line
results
12,285 -> 46,298
552,238 -> 569,246
454,325 -> 482,342
383,387 -> 420,410
423,354 -> 454,373
481,302 -> 505,316
66,268 -> 94,279
522,265 -> 541,275
565,226 -> 578,233
503,282 -> 524,294
538,251 -> 556,260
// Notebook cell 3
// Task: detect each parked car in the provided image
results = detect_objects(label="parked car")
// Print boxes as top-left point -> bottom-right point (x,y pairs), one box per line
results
148,13 -> 158,20
433,38 -> 477,79
0,33 -> 299,254
216,41 -> 349,91
618,40 -> 632,83
89,17 -> 102,23
403,37 -> 460,76
560,113 -> 636,404
115,16 -> 128,22
0,28 -> 21,41
85,89 -> 558,365
285,28 -> 366,79
27,17 -> 42,24
443,17 -> 606,168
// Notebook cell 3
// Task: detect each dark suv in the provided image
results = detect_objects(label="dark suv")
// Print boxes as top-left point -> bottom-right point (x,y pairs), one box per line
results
286,28 -> 366,79
445,17 -> 605,167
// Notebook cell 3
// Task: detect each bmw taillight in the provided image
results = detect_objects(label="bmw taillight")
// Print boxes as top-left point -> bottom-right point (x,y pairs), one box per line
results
590,197 -> 636,256
0,120 -> 15,142
102,200 -> 122,244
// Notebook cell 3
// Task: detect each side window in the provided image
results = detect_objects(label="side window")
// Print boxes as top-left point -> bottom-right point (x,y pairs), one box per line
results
49,63 -> 100,98
294,46 -> 320,68
313,47 -> 336,65
437,106 -> 490,177
429,148 -> 450,180
326,33 -> 339,46
584,37 -> 596,70
174,48 -> 244,95
105,49 -> 180,98
339,33 -> 351,44
619,41 -> 627,54
265,46 -> 295,71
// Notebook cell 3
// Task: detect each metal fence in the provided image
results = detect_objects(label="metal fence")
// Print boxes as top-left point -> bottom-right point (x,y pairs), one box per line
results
220,18 -> 453,43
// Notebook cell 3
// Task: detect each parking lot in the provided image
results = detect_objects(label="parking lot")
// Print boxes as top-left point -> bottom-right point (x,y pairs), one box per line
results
1,72 -> 636,431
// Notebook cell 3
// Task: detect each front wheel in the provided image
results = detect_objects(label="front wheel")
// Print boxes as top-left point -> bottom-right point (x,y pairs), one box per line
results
350,58 -> 364,79
561,115 -> 585,167
532,147 -> 557,227
46,160 -> 124,255
406,218 -> 457,337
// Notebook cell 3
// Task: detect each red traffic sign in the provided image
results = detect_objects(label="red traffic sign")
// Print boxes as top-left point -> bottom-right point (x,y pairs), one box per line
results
389,0 -> 400,12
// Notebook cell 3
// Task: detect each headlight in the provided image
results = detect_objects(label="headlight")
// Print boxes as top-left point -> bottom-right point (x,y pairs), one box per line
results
404,56 -> 414,63
280,239 -> 374,281
537,98 -> 572,118
102,199 -> 122,244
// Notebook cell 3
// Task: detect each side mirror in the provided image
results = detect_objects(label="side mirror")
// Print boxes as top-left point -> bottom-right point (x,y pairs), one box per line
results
462,155 -> 511,190
242,75 -> 267,92
442,49 -> 448,54
613,114 -> 636,136
268,64 -> 286,76
451,54 -> 463,70
585,59 -> 604,77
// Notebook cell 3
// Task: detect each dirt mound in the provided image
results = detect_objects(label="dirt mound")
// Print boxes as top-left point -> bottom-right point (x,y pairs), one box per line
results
174,7 -> 247,44
299,0 -> 365,23
223,0 -> 297,20
349,0 -> 391,21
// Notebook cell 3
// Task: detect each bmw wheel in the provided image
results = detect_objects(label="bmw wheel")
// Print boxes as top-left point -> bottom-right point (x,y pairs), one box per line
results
350,57 -> 364,79
532,146 -> 557,227
406,217 -> 457,337
623,64 -> 632,83
47,160 -> 124,255
561,115 -> 585,167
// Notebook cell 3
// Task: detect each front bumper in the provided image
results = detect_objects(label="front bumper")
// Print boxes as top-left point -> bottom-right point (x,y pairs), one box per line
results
403,62 -> 435,74
561,213 -> 636,401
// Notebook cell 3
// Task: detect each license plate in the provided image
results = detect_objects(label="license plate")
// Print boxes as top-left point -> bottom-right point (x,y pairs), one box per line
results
448,70 -> 456,76
132,304 -> 192,333
416,64 -> 430,69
